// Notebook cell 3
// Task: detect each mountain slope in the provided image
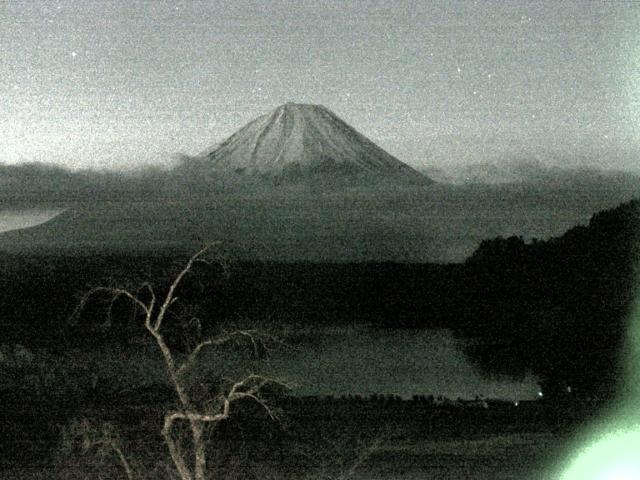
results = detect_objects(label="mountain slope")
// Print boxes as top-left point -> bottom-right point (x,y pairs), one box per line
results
187,103 -> 429,183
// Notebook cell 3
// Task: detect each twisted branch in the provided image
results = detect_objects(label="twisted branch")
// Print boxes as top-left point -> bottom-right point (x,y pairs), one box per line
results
176,329 -> 287,376
70,242 -> 290,480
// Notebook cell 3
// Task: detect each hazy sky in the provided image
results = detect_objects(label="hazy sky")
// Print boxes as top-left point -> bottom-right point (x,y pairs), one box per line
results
2,0 -> 639,171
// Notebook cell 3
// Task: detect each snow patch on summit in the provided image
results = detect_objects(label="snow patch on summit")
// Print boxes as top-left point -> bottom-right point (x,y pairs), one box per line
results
194,103 -> 430,183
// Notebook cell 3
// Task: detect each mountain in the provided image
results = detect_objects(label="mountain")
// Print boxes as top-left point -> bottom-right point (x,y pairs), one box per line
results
182,103 -> 430,184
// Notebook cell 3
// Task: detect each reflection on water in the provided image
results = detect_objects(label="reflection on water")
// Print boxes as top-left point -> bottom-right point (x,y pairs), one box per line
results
199,327 -> 541,401
72,327 -> 540,401
269,327 -> 541,400
0,209 -> 66,233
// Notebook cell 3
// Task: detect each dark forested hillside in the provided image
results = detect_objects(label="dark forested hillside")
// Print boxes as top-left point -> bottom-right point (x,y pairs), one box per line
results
460,198 -> 639,398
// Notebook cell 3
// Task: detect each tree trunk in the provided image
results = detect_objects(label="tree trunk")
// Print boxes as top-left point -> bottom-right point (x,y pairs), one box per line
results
163,416 -> 194,480
193,422 -> 207,480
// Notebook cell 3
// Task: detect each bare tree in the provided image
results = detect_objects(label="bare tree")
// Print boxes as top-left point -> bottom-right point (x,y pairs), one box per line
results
60,417 -> 135,480
73,243 -> 288,480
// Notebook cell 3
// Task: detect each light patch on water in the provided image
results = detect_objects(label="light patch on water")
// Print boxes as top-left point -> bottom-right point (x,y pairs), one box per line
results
198,327 -> 541,400
60,328 -> 541,401
0,208 -> 66,233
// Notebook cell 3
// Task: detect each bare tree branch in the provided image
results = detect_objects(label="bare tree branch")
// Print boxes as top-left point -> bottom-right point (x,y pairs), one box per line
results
176,329 -> 288,377
165,374 -> 289,430
61,418 -> 137,480
68,242 -> 290,480
335,436 -> 384,480
71,286 -> 152,326
154,242 -> 220,332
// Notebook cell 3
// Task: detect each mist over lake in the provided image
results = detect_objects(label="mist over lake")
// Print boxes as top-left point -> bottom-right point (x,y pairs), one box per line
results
1,180 -> 637,262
